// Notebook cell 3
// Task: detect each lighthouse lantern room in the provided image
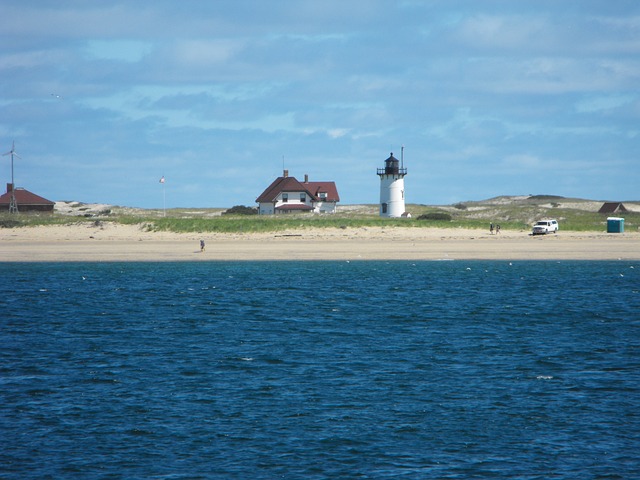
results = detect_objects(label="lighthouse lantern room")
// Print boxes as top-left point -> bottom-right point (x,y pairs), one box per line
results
377,149 -> 407,217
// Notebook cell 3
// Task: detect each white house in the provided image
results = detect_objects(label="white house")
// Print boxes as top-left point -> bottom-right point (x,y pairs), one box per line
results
256,170 -> 340,215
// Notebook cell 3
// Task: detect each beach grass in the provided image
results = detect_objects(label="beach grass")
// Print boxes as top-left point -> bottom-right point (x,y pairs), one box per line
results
1,198 -> 638,233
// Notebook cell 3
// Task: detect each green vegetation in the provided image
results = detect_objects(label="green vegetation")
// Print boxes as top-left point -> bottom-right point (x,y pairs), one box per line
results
0,214 -> 82,228
1,196 -> 638,233
222,205 -> 258,215
145,214 -> 414,233
417,212 -> 453,221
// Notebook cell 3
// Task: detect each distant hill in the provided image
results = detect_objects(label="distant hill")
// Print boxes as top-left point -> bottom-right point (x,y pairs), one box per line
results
44,197 -> 639,233
406,196 -> 639,230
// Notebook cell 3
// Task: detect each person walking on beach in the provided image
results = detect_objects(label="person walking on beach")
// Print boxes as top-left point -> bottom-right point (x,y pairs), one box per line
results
490,223 -> 494,235
200,240 -> 205,252
496,224 -> 501,234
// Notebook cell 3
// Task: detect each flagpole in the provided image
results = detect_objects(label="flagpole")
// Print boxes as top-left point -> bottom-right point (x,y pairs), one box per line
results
159,176 -> 166,217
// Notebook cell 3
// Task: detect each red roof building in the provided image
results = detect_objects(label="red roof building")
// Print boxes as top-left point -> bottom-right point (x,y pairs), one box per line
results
256,170 -> 340,215
0,183 -> 55,213
598,202 -> 628,214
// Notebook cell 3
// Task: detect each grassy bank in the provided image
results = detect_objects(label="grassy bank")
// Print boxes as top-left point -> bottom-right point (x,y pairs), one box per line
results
1,197 -> 638,233
122,210 -> 639,233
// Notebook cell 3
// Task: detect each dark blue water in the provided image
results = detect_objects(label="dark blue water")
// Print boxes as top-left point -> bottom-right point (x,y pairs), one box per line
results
1,261 -> 639,479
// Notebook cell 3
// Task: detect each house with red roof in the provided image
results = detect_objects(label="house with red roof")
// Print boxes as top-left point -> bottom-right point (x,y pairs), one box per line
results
256,170 -> 340,215
0,183 -> 55,213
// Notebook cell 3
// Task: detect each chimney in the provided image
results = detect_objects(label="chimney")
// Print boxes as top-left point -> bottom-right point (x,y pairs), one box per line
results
7,183 -> 13,193
283,169 -> 288,178
304,174 -> 308,183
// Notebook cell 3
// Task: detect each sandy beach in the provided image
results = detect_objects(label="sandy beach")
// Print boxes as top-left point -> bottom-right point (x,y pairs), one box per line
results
1,222 -> 638,261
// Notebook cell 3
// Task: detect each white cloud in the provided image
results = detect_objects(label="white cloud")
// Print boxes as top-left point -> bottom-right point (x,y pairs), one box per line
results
168,39 -> 243,67
454,14 -> 550,50
327,129 -> 350,139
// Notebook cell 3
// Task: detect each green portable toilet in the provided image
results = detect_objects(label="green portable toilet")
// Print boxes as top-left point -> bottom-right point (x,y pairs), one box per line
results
607,217 -> 624,233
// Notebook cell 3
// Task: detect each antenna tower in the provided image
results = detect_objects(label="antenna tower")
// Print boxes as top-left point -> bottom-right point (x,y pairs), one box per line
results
2,141 -> 20,213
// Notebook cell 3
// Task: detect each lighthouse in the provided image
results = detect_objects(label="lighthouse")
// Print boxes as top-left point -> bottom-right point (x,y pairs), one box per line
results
377,148 -> 407,217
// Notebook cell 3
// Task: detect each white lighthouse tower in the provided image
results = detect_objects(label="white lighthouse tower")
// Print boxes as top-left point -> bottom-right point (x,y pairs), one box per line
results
377,148 -> 407,217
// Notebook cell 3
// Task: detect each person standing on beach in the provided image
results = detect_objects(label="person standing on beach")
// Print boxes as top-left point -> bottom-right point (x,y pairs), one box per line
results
200,240 -> 205,252
490,223 -> 494,235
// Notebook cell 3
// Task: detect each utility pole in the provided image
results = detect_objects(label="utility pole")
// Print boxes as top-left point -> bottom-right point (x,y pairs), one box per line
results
2,141 -> 20,213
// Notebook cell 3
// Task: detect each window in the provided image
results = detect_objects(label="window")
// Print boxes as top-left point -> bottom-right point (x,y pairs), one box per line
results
300,193 -> 306,202
319,192 -> 327,200
282,193 -> 288,203
381,203 -> 387,214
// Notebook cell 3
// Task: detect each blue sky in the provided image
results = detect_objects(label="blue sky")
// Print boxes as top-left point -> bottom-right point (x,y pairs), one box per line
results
1,1 -> 638,208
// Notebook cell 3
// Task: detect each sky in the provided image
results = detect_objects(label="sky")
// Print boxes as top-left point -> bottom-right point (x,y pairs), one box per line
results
1,1 -> 639,208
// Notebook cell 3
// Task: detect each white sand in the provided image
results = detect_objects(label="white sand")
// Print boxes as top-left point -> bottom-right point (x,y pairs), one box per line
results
1,222 -> 639,261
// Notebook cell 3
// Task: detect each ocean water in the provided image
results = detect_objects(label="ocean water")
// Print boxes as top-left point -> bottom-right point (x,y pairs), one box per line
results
1,260 -> 639,479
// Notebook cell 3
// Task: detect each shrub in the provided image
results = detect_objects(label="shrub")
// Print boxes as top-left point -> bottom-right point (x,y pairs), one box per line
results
222,205 -> 258,216
0,219 -> 21,228
453,203 -> 468,210
528,195 -> 565,201
417,212 -> 452,221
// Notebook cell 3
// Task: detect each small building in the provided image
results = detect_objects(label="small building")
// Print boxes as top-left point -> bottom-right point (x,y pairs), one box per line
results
256,171 -> 340,215
0,183 -> 55,213
607,217 -> 625,233
598,202 -> 628,214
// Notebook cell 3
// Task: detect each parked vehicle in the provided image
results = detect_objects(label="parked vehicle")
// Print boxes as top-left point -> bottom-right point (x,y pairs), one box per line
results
532,219 -> 559,235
